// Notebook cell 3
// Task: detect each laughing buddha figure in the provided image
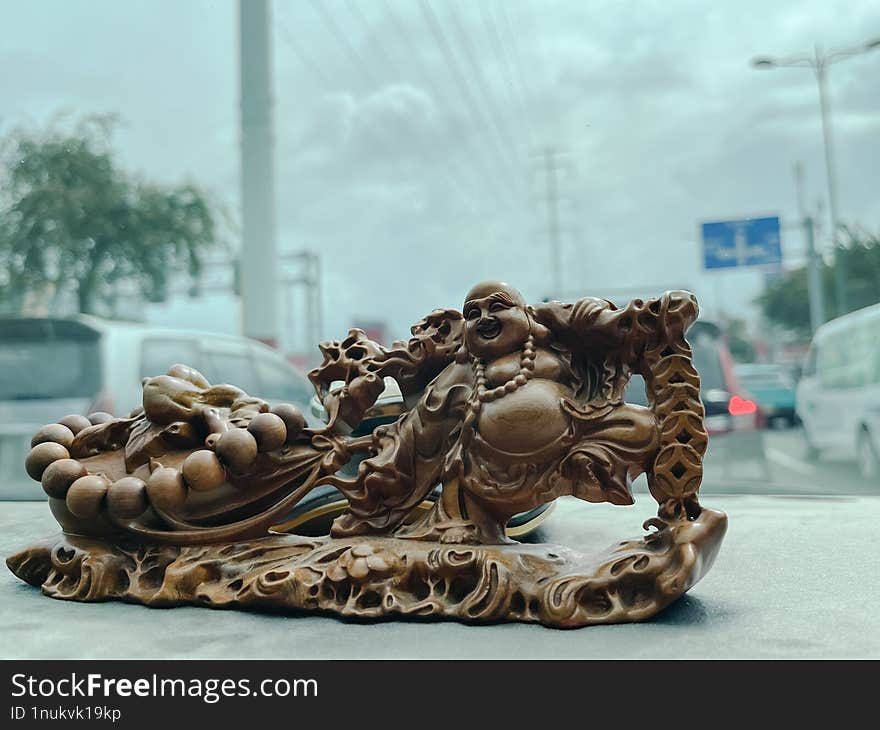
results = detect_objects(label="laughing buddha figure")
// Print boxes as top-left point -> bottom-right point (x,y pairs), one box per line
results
326,280 -> 675,545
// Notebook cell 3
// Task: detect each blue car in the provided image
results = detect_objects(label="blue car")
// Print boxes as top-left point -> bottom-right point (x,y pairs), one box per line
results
734,363 -> 798,427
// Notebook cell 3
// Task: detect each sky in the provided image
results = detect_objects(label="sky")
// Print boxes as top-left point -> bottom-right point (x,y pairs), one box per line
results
1,0 -> 879,352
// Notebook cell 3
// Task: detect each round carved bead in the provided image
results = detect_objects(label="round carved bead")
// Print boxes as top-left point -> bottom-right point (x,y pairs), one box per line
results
521,359 -> 535,371
107,477 -> 148,519
88,411 -> 114,425
146,468 -> 188,512
504,380 -> 518,393
25,442 -> 70,482
58,414 -> 92,435
247,413 -> 287,452
215,428 -> 259,472
31,423 -> 75,449
514,374 -> 528,386
181,450 -> 227,492
66,475 -> 109,518
41,458 -> 87,499
271,403 -> 307,441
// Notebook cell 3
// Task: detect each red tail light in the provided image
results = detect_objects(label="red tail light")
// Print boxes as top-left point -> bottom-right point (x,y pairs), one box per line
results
728,395 -> 757,416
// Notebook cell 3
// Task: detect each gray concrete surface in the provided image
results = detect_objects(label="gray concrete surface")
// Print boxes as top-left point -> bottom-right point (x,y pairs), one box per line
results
699,426 -> 880,497
1,494 -> 878,659
0,495 -> 880,659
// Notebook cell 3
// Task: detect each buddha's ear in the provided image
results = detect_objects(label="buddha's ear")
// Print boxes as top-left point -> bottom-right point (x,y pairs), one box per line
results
454,342 -> 469,363
526,305 -> 552,345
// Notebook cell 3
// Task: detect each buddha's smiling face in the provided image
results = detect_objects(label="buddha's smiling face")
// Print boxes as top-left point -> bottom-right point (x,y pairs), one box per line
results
463,281 -> 531,361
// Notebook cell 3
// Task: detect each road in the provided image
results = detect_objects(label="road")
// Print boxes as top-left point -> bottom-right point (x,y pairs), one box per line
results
624,424 -> 875,498
696,425 -> 876,496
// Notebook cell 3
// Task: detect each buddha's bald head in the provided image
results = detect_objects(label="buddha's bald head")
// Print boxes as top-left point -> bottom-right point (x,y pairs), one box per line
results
463,281 -> 526,311
462,281 -> 531,360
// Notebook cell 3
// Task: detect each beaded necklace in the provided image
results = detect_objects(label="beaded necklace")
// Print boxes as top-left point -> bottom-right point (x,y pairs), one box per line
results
456,333 -> 536,459
471,333 -> 536,403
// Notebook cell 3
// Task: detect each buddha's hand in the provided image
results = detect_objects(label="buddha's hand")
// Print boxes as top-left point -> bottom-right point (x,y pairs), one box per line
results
530,297 -> 620,345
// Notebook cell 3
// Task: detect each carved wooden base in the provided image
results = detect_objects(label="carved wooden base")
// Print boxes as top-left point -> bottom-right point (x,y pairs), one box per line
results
7,508 -> 726,628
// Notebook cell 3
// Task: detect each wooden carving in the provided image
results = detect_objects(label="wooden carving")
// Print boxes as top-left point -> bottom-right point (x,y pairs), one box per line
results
7,282 -> 726,628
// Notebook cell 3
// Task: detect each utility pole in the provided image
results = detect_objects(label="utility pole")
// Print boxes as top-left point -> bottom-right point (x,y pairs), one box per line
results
752,36 -> 880,317
239,0 -> 280,347
803,215 -> 825,333
814,47 -> 845,315
794,162 -> 826,333
533,147 -> 569,299
281,251 -> 322,357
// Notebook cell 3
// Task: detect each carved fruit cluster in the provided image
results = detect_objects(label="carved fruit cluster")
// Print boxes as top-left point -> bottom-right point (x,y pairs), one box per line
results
25,404 -> 308,522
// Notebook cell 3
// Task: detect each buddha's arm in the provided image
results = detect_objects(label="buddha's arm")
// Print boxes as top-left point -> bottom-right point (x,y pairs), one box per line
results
309,309 -> 465,435
530,297 -> 624,350
328,365 -> 471,537
532,292 -> 706,520
530,290 -> 699,366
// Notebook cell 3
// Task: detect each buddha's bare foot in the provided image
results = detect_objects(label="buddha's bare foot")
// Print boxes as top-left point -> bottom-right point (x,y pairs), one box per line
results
438,524 -> 479,544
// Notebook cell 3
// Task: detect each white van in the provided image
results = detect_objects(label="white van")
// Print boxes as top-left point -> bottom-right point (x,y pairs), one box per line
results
0,315 -> 316,499
796,303 -> 880,479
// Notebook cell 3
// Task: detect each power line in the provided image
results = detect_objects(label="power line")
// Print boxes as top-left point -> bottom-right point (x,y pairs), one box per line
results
378,0 -> 518,214
342,0 -> 508,213
277,2 -> 526,216
442,0 -> 526,192
495,0 -> 541,145
275,15 -> 336,90
308,0 -> 383,90
521,0 -> 556,135
476,0 -> 536,150
286,0 -> 478,212
417,0 -> 521,192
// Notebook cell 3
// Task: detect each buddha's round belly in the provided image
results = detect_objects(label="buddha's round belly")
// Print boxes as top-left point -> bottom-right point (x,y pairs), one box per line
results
477,380 -> 571,455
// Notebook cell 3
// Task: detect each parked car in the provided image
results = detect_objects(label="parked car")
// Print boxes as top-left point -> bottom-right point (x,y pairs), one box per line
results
796,303 -> 880,479
734,363 -> 797,427
0,315 -> 316,499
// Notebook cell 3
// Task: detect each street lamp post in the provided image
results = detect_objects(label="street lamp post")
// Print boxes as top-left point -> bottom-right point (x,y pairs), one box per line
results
751,37 -> 880,317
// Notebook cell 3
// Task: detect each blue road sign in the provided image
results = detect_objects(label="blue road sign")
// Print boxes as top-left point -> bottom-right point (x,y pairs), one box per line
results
702,216 -> 781,270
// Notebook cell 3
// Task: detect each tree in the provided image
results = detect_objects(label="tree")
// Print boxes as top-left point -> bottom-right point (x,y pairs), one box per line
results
756,227 -> 880,338
723,318 -> 756,363
0,116 -> 220,314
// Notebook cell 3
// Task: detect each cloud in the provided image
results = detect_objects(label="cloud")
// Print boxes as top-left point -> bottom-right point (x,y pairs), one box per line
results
2,0 -> 880,343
